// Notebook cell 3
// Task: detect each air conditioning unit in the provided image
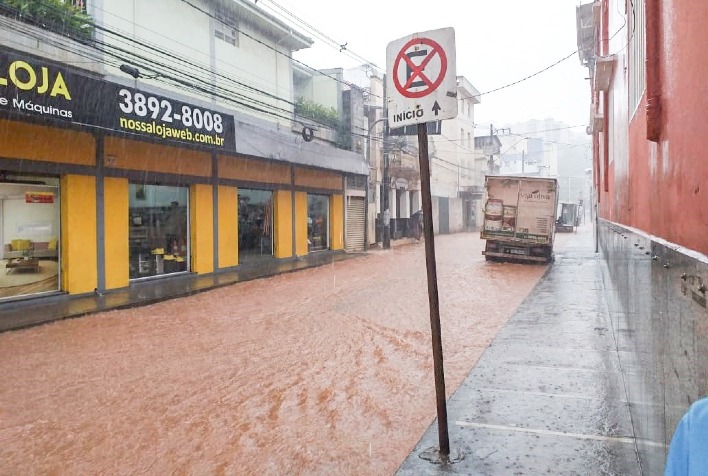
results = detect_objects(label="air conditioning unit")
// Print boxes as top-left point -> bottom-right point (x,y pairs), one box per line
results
593,112 -> 604,132
593,55 -> 616,91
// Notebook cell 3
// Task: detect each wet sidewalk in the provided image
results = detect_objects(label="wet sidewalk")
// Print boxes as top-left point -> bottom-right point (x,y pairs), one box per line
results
0,236 -> 440,332
0,251 -> 359,332
397,227 -> 650,475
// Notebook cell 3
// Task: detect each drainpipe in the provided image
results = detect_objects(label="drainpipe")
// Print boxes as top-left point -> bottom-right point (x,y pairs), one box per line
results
645,0 -> 662,142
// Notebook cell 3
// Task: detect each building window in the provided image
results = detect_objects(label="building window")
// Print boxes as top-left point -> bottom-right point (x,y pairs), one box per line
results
214,10 -> 239,46
129,184 -> 189,279
0,175 -> 60,300
238,189 -> 273,262
628,0 -> 645,115
69,0 -> 87,12
307,194 -> 329,252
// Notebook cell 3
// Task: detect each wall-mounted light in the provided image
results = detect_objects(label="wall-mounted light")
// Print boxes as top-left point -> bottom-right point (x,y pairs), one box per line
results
119,64 -> 141,79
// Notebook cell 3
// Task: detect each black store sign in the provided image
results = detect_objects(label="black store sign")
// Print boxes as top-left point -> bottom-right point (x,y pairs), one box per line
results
0,50 -> 236,151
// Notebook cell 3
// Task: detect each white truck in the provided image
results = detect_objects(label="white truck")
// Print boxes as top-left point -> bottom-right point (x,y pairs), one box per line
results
480,175 -> 559,263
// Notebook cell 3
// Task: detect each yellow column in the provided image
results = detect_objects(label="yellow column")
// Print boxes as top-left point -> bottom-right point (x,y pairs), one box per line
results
190,184 -> 214,274
218,185 -> 238,268
104,178 -> 129,289
294,191 -> 308,256
60,175 -> 97,294
330,194 -> 344,250
273,190 -> 293,258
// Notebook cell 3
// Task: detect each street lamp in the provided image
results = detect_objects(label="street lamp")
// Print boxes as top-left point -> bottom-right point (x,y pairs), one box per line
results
119,64 -> 141,79
565,176 -> 586,201
366,117 -> 387,167
119,63 -> 159,80
366,115 -> 391,248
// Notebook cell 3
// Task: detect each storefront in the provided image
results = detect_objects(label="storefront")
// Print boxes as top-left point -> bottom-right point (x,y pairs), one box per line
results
0,48 -> 356,309
238,189 -> 273,262
307,194 -> 329,252
0,175 -> 61,300
128,184 -> 189,279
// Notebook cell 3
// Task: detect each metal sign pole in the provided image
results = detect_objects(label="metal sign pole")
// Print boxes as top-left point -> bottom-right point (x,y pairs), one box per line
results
417,122 -> 450,456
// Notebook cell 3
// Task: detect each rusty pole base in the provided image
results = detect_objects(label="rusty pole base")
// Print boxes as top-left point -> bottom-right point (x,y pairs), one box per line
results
418,446 -> 465,465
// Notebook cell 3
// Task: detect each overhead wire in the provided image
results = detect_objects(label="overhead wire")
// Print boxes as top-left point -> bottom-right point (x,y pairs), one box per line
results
2,0 -> 592,151
177,0 -> 384,100
257,0 -> 381,70
0,2 -> 379,139
3,21 -> 330,139
85,1 -> 289,96
473,50 -> 577,98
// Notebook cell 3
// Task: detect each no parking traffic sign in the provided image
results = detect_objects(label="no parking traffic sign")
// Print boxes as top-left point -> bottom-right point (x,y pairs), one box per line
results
386,27 -> 457,128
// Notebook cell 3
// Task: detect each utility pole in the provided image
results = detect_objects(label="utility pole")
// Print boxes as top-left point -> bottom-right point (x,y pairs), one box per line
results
521,150 -> 525,174
485,125 -> 511,175
417,122 -> 449,458
382,75 -> 391,249
487,124 -> 495,175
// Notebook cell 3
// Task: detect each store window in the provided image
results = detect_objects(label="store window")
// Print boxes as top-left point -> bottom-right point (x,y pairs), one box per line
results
0,175 -> 60,300
307,194 -> 329,252
129,184 -> 189,279
238,189 -> 273,262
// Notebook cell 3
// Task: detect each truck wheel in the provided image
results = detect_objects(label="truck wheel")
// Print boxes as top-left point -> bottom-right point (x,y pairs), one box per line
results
544,248 -> 554,263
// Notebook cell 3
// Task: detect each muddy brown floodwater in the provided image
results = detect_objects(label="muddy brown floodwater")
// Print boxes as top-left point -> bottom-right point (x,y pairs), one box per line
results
0,232 -> 550,474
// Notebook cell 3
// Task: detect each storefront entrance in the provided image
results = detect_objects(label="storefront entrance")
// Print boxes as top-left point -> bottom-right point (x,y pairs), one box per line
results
0,175 -> 60,300
128,184 -> 189,279
238,189 -> 273,262
307,194 -> 329,252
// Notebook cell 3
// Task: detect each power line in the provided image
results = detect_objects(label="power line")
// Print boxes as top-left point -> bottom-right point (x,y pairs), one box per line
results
0,4 -> 378,139
474,50 -> 577,98
258,0 -> 381,70
177,0 -> 384,100
2,17 -> 316,129
445,124 -> 588,142
86,2 -> 289,96
1,0 -> 591,150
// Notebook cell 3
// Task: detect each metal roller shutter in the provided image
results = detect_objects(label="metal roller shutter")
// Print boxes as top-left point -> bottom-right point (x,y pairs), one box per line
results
345,196 -> 365,252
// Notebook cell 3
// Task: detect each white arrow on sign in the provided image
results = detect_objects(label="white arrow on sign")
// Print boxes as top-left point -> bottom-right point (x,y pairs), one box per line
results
386,27 -> 457,129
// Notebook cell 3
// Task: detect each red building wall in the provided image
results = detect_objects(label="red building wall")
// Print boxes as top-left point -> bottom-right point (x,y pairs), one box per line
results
597,0 -> 708,255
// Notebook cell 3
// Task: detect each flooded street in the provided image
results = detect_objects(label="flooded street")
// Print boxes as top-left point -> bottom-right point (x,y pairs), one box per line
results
0,232 -> 551,474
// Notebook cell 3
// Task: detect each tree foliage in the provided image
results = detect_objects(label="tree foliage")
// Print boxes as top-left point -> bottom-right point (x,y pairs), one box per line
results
0,0 -> 94,39
294,97 -> 339,129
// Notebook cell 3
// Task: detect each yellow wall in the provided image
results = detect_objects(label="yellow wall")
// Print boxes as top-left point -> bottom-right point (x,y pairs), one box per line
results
190,184 -> 214,274
294,168 -> 342,191
61,175 -> 97,294
218,185 -> 238,268
105,137 -> 211,177
330,194 -> 344,250
218,155 -> 291,185
294,191 -> 308,256
104,178 -> 129,289
273,190 -> 292,258
0,119 -> 95,165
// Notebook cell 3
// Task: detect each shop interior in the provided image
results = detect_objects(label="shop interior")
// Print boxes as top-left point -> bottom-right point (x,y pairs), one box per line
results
307,194 -> 329,252
238,189 -> 273,263
0,175 -> 60,300
129,183 -> 189,279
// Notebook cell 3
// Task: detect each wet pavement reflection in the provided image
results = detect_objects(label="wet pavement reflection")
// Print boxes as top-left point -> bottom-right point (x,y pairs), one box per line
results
397,225 -> 644,475
0,232 -> 546,474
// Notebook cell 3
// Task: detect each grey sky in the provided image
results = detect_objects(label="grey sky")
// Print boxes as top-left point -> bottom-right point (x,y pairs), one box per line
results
257,0 -> 593,130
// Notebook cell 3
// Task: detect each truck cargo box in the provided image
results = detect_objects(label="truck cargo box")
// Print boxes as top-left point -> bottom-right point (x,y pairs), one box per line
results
480,176 -> 558,263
